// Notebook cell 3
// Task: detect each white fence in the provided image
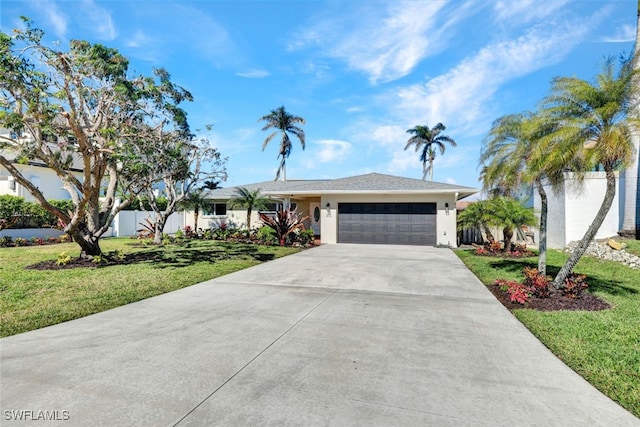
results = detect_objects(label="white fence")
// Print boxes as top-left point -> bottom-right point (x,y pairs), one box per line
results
0,211 -> 186,239
110,210 -> 185,237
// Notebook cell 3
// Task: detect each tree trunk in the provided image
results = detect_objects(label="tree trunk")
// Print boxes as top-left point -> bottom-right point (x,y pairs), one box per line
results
620,4 -> 640,238
68,228 -> 102,257
553,168 -> 617,288
194,207 -> 199,231
483,225 -> 495,243
503,227 -> 513,253
246,208 -> 252,230
536,180 -> 548,276
153,215 -> 168,245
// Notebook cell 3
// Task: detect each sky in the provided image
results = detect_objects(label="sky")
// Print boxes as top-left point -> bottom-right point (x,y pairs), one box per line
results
0,0 -> 637,191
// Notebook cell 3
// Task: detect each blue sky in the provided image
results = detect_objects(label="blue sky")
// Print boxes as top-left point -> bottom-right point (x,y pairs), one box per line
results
1,0 -> 637,190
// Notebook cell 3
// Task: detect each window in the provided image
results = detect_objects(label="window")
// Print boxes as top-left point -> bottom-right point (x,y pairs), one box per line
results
262,202 -> 296,212
203,203 -> 227,216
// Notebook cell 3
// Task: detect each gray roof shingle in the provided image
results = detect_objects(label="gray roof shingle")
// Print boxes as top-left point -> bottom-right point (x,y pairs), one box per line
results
206,173 -> 478,199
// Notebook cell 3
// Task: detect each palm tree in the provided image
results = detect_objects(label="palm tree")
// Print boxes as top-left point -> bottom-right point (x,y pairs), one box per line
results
489,197 -> 536,254
620,3 -> 640,238
457,200 -> 496,243
201,180 -> 220,190
405,122 -> 457,181
540,56 -> 640,288
480,112 -> 564,274
229,187 -> 270,230
259,106 -> 306,181
179,190 -> 210,231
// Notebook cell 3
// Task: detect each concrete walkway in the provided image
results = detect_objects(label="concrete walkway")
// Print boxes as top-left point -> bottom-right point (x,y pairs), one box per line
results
1,244 -> 638,426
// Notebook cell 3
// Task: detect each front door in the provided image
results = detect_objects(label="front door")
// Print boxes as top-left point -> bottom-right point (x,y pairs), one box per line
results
309,202 -> 321,236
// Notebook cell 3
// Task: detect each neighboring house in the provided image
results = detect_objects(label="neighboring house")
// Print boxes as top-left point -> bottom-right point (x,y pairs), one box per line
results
533,171 -> 621,249
188,173 -> 478,247
0,128 -> 83,202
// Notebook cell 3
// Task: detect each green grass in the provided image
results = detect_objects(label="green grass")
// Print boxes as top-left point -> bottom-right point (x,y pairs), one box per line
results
0,238 -> 300,338
456,248 -> 640,419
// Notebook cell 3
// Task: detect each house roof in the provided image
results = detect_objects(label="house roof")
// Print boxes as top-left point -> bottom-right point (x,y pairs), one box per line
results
206,173 -> 478,200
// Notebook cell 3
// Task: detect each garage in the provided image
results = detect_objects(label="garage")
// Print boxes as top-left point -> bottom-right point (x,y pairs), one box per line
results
338,202 -> 437,245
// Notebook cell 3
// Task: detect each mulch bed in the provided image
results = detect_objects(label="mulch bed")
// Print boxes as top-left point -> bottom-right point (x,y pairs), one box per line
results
488,284 -> 611,312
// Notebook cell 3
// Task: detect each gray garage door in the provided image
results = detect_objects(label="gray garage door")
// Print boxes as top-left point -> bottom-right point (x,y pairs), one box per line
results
338,203 -> 437,245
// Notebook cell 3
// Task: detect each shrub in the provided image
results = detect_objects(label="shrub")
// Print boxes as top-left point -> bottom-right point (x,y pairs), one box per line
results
30,237 -> 45,246
258,208 -> 309,246
56,252 -> 72,266
59,234 -> 71,243
14,237 -> 28,246
47,236 -> 61,244
522,267 -> 551,298
0,236 -> 13,247
257,226 -> 277,245
496,278 -> 531,304
562,274 -> 588,298
296,229 -> 315,245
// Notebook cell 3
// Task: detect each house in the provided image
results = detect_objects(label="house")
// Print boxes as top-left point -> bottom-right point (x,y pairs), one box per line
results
189,173 -> 478,247
532,171 -> 621,249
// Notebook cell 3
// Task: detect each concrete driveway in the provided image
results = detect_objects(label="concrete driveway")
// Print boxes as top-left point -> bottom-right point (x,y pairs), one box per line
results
1,244 -> 638,426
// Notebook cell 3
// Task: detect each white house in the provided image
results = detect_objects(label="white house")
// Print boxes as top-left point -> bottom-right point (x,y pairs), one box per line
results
190,173 -> 478,247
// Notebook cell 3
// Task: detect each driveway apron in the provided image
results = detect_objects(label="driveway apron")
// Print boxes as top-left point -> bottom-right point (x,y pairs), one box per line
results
1,244 -> 638,426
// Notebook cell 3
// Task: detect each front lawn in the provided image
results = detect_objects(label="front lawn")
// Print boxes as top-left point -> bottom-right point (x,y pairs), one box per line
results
456,248 -> 640,419
0,238 -> 300,338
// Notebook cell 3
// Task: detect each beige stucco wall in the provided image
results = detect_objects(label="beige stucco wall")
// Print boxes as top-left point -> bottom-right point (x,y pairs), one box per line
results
319,193 -> 459,246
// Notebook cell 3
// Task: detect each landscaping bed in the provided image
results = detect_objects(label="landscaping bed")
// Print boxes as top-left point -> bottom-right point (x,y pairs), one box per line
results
456,247 -> 640,419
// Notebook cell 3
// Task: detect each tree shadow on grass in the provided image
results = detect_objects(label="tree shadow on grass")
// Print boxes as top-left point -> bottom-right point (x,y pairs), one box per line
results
26,241 -> 277,270
488,259 -> 638,297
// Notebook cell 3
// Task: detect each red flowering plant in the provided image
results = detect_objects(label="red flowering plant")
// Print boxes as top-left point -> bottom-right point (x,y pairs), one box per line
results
496,278 -> 531,304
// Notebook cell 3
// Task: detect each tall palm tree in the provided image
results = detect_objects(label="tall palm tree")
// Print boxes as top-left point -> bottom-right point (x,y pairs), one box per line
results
405,123 -> 457,181
541,56 -> 640,288
259,106 -> 306,181
229,187 -> 270,230
480,112 -> 564,275
620,2 -> 640,238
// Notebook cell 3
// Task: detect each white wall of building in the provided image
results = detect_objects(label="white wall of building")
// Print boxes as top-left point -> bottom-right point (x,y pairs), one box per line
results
534,172 -> 620,249
0,163 -> 79,201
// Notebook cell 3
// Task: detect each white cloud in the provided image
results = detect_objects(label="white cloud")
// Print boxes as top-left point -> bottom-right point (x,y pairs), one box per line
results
602,24 -> 636,43
314,139 -> 352,163
80,0 -> 117,40
236,69 -> 270,79
32,0 -> 67,39
291,1 -> 476,84
493,0 -> 571,23
390,17 -> 596,134
126,30 -> 150,48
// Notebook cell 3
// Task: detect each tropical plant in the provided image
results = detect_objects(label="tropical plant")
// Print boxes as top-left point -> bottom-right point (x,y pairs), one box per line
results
456,200 -> 495,243
489,197 -> 536,254
540,56 -> 640,288
229,187 -> 269,230
258,208 -> 309,246
259,106 -> 306,181
201,180 -> 220,190
179,189 -> 211,231
405,122 -> 457,181
480,112 -> 564,274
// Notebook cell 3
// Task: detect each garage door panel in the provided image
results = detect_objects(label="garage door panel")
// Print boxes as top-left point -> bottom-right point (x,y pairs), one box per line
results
338,202 -> 437,246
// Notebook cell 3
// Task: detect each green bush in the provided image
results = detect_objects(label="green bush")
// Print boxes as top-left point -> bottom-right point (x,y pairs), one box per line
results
257,226 -> 277,245
123,196 -> 168,212
0,196 -> 74,229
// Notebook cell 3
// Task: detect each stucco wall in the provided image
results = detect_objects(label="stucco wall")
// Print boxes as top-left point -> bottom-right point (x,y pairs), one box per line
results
319,193 -> 459,246
0,164 -> 80,201
534,172 -> 620,249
